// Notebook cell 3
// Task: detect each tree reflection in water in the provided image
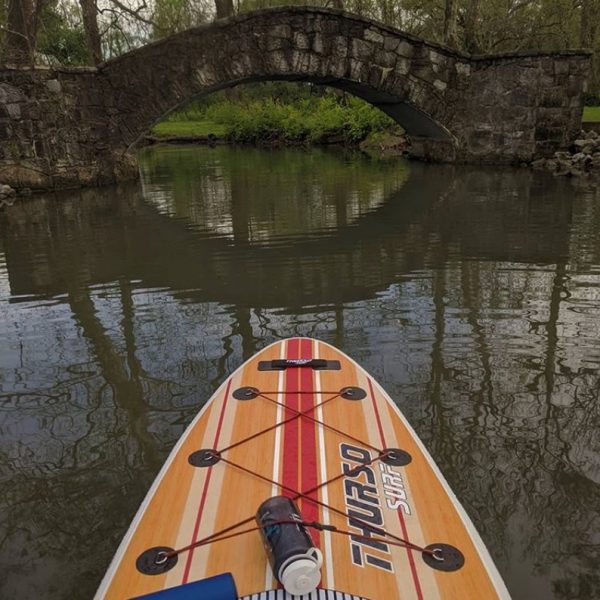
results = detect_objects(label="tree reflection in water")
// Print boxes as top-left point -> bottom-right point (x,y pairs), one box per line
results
0,145 -> 599,600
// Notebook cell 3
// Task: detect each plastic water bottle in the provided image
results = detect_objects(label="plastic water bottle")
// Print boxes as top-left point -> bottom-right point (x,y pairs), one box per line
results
256,496 -> 323,595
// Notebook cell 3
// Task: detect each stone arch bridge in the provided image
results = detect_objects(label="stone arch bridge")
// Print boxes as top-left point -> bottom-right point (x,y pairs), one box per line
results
0,7 -> 591,190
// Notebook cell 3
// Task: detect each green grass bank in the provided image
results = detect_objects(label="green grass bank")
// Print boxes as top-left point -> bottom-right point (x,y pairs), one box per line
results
583,106 -> 600,122
152,89 -> 401,147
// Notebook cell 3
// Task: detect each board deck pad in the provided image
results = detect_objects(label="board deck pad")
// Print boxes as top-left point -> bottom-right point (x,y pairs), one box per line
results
96,338 -> 510,599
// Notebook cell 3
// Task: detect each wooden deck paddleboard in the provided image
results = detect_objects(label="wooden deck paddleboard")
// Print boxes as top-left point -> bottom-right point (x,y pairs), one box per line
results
96,338 -> 510,600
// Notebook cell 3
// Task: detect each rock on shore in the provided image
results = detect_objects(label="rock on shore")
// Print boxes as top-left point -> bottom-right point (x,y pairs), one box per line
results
532,130 -> 600,178
0,184 -> 16,208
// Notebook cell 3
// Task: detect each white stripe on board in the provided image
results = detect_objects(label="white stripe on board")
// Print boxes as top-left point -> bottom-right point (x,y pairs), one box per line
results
264,341 -> 287,589
314,340 -> 335,591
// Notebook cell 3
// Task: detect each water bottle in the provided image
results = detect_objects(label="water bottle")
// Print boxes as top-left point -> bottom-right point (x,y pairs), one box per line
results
256,496 -> 323,596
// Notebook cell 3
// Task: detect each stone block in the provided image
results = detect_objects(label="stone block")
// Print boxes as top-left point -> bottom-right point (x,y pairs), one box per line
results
333,36 -> 348,58
34,139 -> 46,158
320,19 -> 340,35
568,58 -> 583,75
534,125 -> 564,142
375,50 -> 397,69
312,15 -> 324,32
429,50 -> 445,65
508,106 -> 535,126
569,95 -> 582,108
384,37 -> 399,52
395,58 -> 410,76
0,83 -> 23,103
265,36 -> 290,52
291,50 -> 310,72
329,57 -> 348,79
396,41 -> 414,58
0,120 -> 13,140
411,61 -> 436,84
19,142 -> 35,159
567,75 -> 582,96
45,79 -> 62,93
468,129 -> 493,151
351,39 -> 373,60
364,28 -> 384,44
511,89 -> 535,107
269,50 -> 291,73
271,24 -> 292,38
539,87 -> 567,108
308,53 -> 323,75
349,59 -> 366,82
540,57 -> 554,74
368,65 -> 383,88
455,62 -> 470,76
6,103 -> 21,119
66,142 -> 81,159
313,33 -> 324,54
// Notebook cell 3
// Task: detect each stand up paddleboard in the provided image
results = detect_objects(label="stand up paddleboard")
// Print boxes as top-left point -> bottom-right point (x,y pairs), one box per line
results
96,338 -> 510,599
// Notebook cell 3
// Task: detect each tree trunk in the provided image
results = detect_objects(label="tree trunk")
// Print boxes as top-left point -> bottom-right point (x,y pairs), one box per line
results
215,0 -> 234,20
3,0 -> 38,65
79,0 -> 103,65
580,0 -> 600,48
443,0 -> 459,48
331,0 -> 344,9
464,0 -> 481,53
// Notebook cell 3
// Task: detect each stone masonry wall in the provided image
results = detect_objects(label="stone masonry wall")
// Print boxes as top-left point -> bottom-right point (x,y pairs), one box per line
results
0,68 -> 134,190
0,7 -> 591,190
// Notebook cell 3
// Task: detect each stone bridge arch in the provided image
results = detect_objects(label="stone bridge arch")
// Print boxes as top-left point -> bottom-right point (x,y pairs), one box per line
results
103,7 -> 457,153
0,7 -> 591,190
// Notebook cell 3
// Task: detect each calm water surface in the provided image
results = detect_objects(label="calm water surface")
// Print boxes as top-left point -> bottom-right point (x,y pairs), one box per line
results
1,145 -> 599,600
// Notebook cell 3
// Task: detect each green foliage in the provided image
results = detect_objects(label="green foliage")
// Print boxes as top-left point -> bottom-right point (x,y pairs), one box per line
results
584,92 -> 600,106
156,87 -> 398,145
37,3 -> 89,65
152,0 -> 211,39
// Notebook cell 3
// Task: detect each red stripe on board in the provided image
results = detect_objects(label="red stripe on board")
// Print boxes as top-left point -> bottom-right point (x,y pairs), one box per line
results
299,339 -> 319,548
182,379 -> 232,584
367,377 -> 424,600
281,339 -> 300,498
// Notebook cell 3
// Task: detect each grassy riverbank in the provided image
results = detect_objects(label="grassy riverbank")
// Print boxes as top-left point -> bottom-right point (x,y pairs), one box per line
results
583,106 -> 600,122
152,88 -> 400,146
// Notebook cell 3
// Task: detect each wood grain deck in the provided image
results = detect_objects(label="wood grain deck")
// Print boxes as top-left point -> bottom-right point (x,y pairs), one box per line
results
96,338 -> 510,600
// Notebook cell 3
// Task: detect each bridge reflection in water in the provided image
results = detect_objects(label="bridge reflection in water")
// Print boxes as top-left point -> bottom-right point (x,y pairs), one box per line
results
0,146 -> 599,600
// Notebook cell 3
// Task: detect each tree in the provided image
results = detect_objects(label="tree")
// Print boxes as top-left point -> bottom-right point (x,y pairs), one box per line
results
215,0 -> 234,19
580,0 -> 600,48
37,2 -> 89,65
79,0 -> 102,64
443,0 -> 458,47
464,0 -> 481,53
2,0 -> 50,65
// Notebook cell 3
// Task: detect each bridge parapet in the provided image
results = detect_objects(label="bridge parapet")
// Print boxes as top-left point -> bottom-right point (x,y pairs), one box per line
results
0,7 -> 591,190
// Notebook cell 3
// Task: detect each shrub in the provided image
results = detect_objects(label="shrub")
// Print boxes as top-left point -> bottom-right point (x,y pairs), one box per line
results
157,88 -> 399,143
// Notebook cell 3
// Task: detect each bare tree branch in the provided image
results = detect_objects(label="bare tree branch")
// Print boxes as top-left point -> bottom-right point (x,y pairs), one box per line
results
100,0 -> 157,27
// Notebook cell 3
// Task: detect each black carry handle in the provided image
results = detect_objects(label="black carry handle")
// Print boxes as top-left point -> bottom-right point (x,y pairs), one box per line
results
258,359 -> 341,371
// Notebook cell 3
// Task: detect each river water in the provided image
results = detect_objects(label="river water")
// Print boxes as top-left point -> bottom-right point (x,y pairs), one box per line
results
0,145 -> 599,600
